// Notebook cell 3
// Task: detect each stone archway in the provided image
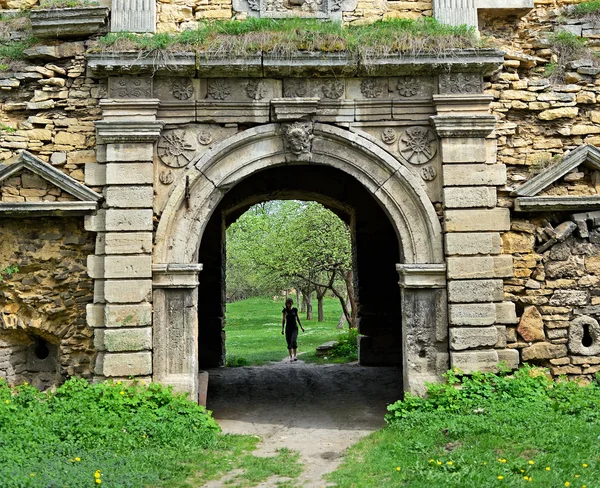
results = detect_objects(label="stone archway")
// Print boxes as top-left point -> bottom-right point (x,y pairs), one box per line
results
153,122 -> 447,399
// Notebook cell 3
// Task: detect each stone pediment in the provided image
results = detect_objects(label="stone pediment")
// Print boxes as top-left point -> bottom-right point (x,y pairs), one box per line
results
0,151 -> 101,216
513,144 -> 600,212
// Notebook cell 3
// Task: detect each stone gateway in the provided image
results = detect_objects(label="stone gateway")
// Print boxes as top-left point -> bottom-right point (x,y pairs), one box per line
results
2,0 -> 600,400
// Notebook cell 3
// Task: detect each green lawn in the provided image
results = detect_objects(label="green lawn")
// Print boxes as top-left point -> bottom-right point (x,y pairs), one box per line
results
225,296 -> 349,365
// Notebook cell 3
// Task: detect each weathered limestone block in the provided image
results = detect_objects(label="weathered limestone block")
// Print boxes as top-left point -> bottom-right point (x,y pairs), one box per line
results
105,186 -> 154,208
522,343 -> 567,361
105,143 -> 155,162
450,326 -> 498,351
105,163 -> 153,185
497,349 -> 520,369
450,350 -> 499,373
538,107 -> 578,120
447,255 -> 513,279
569,316 -> 600,356
448,279 -> 504,303
517,306 -> 545,342
443,164 -> 507,187
443,187 -> 497,208
95,327 -> 152,352
445,209 -> 510,232
439,138 -> 487,163
104,279 -> 152,304
585,255 -> 600,275
449,303 -> 496,326
85,163 -> 106,187
495,326 -> 507,348
545,256 -> 585,279
95,351 -> 152,376
105,303 -> 153,327
445,232 -> 501,256
105,209 -> 153,232
549,290 -> 589,307
101,232 -> 153,255
88,255 -> 152,279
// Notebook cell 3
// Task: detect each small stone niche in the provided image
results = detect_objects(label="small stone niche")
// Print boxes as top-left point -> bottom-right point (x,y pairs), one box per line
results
568,316 -> 600,356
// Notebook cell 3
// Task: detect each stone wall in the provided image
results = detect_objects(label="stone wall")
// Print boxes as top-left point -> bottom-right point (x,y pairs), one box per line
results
0,218 -> 95,388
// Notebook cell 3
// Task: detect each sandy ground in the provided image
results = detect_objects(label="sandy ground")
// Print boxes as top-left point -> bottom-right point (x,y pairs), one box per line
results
204,359 -> 404,487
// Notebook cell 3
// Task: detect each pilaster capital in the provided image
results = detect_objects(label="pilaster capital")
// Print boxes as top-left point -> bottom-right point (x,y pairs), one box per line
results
152,264 -> 203,289
430,115 -> 496,138
95,120 -> 164,143
397,263 -> 447,289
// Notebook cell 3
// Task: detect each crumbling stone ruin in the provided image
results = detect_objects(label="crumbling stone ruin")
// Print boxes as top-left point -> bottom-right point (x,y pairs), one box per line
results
2,0 -> 600,400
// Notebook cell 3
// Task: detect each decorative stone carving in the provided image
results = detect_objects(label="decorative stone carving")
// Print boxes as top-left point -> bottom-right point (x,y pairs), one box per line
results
321,80 -> 344,100
197,130 -> 213,146
399,127 -> 437,165
360,78 -> 385,99
396,77 -> 434,98
112,0 -> 156,33
284,122 -> 313,155
245,80 -> 268,100
172,79 -> 194,100
284,80 -> 308,98
569,315 -> 600,356
108,77 -> 152,98
439,73 -> 482,94
159,171 -> 174,185
381,128 -> 397,145
207,79 -> 232,100
158,130 -> 196,168
421,165 -> 437,181
232,0 -> 356,20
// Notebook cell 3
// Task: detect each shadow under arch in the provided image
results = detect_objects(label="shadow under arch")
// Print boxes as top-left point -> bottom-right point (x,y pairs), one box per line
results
153,123 -> 448,399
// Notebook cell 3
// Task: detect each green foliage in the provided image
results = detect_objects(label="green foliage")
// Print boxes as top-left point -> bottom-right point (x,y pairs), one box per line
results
226,355 -> 250,367
567,0 -> 600,18
0,264 -> 19,282
328,366 -> 600,487
38,0 -> 100,8
328,328 -> 358,361
226,296 -> 349,365
95,17 -> 481,58
545,30 -> 592,81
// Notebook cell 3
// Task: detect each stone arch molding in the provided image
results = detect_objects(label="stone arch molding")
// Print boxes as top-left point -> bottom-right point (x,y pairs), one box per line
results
155,123 -> 444,266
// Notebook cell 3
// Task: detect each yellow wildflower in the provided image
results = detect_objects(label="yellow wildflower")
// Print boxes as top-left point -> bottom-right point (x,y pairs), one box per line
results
565,482 -> 570,487
498,475 -> 504,480
528,460 -> 534,465
116,381 -> 122,385
520,469 -> 524,473
429,459 -> 434,463
30,474 -> 35,477
396,467 -> 401,471
447,461 -> 453,465
528,477 -> 532,482
4,400 -> 8,404
120,391 -> 124,395
96,480 -> 101,485
23,382 -> 28,386
575,475 -> 580,478
94,471 -> 101,479
583,464 -> 588,468
75,457 -> 81,462
436,461 -> 442,465
546,467 -> 551,471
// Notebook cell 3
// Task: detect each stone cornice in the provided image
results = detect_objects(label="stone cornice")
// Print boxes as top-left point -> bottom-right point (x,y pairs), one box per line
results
397,263 -> 447,289
95,120 -> 165,143
153,264 -> 204,289
514,196 -> 600,212
430,115 -> 496,138
86,49 -> 505,78
0,201 -> 98,216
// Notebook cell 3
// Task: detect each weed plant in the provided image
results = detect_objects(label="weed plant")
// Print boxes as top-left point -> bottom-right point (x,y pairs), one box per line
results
565,0 -> 600,20
0,12 -> 35,70
328,328 -> 358,361
94,17 -> 481,61
37,0 -> 100,8
545,30 -> 594,82
328,365 -> 600,487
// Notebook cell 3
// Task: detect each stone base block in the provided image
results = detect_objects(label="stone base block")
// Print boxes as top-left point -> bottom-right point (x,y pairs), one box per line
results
449,303 -> 496,326
88,255 -> 152,279
94,327 -> 152,352
497,349 -> 520,370
439,137 -> 487,163
443,186 -> 497,208
95,351 -> 152,377
448,279 -> 504,303
447,255 -> 514,279
450,326 -> 498,351
450,350 -> 499,373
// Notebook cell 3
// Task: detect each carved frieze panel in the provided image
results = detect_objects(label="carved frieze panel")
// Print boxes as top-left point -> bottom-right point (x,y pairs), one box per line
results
232,0 -> 357,21
392,76 -> 435,99
346,78 -> 390,100
157,130 -> 196,168
438,73 -> 483,94
198,78 -> 281,101
108,76 -> 152,98
153,77 -> 205,101
283,79 -> 345,100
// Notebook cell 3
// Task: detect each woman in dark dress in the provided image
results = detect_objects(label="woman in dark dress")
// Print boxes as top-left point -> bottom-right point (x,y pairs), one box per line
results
281,298 -> 304,362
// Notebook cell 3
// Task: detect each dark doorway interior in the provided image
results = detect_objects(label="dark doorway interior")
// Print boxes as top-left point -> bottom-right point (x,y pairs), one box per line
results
197,164 -> 402,368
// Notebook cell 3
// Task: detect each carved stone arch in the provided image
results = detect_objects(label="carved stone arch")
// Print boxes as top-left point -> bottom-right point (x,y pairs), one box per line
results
155,123 -> 444,266
153,122 -> 448,399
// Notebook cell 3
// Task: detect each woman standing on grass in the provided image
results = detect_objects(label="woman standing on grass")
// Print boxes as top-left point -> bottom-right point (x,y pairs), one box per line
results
282,298 -> 304,362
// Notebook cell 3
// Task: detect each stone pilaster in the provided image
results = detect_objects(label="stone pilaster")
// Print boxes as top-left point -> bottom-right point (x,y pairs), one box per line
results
431,100 -> 517,373
86,97 -> 163,383
111,0 -> 156,33
397,264 -> 448,395
153,264 -> 203,401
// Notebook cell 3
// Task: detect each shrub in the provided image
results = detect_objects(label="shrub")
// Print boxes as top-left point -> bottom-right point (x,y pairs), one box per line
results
328,328 -> 358,361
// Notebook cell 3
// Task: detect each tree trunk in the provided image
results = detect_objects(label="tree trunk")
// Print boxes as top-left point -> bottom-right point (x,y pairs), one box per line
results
306,291 -> 313,321
301,291 -> 307,313
336,309 -> 347,329
317,297 -> 324,322
296,288 -> 301,308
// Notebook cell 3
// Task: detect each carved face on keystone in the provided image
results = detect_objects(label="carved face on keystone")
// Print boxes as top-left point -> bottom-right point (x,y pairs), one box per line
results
285,123 -> 313,155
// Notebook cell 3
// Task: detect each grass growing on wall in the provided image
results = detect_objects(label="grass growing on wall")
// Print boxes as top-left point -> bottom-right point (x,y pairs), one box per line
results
565,0 -> 600,19
94,17 -> 482,59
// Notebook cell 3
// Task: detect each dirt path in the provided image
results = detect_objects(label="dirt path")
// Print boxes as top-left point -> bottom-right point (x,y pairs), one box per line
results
204,360 -> 403,487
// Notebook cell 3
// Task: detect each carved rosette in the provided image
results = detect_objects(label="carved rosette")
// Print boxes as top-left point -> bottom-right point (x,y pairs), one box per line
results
284,122 -> 313,155
381,128 -> 397,145
245,80 -> 268,100
396,77 -> 419,97
197,130 -> 213,146
172,79 -> 194,100
439,73 -> 482,94
158,130 -> 196,168
284,80 -> 308,98
398,127 -> 437,165
207,79 -> 232,100
360,78 -> 385,99
109,77 -> 152,98
421,166 -> 437,181
321,80 -> 344,100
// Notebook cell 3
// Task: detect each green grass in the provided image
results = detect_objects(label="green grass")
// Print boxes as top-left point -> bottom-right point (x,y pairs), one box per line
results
566,0 -> 600,18
327,366 -> 600,487
225,296 -> 352,365
0,378 -> 302,488
94,17 -> 481,59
